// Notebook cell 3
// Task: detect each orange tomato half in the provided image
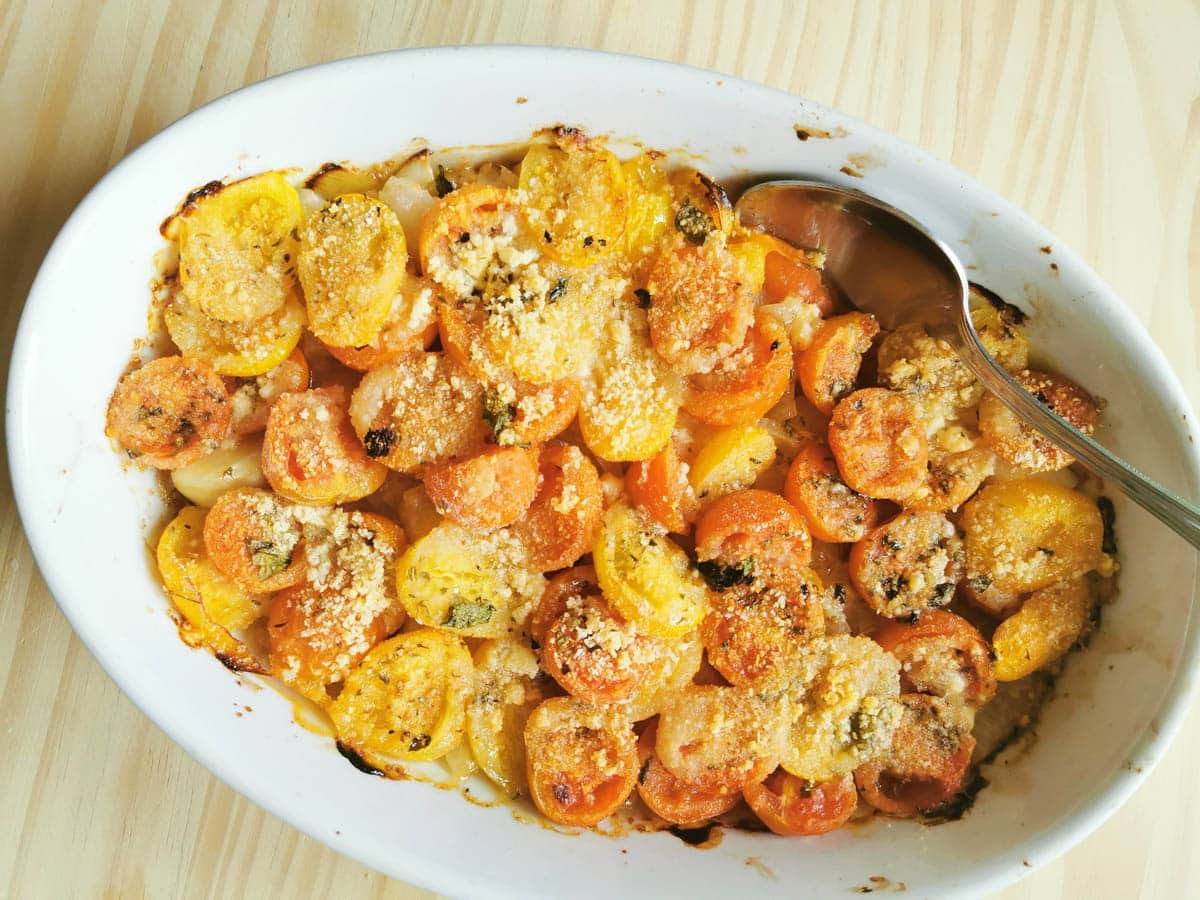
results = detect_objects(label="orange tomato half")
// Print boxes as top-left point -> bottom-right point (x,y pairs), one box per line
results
743,769 -> 858,836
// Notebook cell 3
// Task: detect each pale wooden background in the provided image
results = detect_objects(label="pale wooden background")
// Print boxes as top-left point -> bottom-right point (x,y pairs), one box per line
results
1,1 -> 1198,897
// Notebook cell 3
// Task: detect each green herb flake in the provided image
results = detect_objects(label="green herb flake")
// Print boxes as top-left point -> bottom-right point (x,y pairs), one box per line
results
249,542 -> 292,580
434,165 -> 456,198
968,574 -> 993,594
481,388 -> 516,439
674,199 -> 715,245
445,601 -> 495,629
363,427 -> 397,459
696,557 -> 755,592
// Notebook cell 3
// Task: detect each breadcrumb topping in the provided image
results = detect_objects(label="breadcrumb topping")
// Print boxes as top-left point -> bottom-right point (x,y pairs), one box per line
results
121,135 -> 1118,838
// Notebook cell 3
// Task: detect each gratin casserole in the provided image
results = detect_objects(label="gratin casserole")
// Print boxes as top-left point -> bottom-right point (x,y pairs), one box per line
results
106,128 -> 1116,836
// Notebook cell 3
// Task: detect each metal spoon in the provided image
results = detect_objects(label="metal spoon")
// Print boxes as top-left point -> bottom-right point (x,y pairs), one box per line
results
735,179 -> 1200,549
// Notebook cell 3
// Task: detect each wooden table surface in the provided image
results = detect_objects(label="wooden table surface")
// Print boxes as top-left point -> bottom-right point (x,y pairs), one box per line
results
2,1 -> 1198,897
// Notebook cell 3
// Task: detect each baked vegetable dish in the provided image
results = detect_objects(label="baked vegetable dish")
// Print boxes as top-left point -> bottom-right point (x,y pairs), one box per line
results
106,128 -> 1116,836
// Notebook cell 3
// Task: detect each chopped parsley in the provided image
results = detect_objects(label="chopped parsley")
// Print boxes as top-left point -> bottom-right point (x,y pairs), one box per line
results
363,427 -> 397,458
674,199 -> 715,245
968,574 -> 993,594
481,388 -> 516,439
248,541 -> 291,580
696,557 -> 756,591
445,601 -> 495,629
434,165 -> 456,198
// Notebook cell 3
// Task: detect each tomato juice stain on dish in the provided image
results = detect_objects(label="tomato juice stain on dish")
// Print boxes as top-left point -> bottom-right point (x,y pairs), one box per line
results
667,823 -> 724,848
337,742 -> 384,777
793,125 -> 848,142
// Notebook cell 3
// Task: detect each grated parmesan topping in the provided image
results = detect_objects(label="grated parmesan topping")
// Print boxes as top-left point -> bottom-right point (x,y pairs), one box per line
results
283,505 -> 401,677
781,635 -> 904,781
125,137 -> 1117,837
877,323 -> 983,435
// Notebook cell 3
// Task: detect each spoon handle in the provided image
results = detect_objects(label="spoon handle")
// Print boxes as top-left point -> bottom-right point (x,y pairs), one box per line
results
953,316 -> 1200,550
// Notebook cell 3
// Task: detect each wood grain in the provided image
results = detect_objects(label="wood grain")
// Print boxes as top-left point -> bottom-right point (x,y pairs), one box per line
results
1,1 -> 1197,897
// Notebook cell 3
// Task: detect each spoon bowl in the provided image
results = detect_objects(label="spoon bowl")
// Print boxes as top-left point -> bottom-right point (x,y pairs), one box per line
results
736,179 -> 1200,549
